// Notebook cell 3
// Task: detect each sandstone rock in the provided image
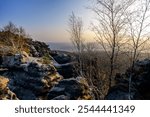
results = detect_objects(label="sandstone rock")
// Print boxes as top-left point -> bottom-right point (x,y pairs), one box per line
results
0,76 -> 18,100
0,52 -> 62,100
51,51 -> 76,78
0,51 -> 94,100
1,54 -> 22,68
1,51 -> 29,68
48,77 -> 93,100
27,39 -> 51,57
106,59 -> 150,100
105,84 -> 141,100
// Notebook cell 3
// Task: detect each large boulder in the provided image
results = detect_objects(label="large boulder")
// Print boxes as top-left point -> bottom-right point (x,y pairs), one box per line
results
48,77 -> 93,100
26,39 -> 51,57
0,51 -> 29,68
51,51 -> 76,78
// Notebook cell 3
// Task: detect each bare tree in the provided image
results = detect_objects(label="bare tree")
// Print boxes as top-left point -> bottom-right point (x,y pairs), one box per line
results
68,12 -> 84,76
127,0 -> 150,99
91,0 -> 135,88
3,22 -> 18,34
3,22 -> 18,51
127,0 -> 150,68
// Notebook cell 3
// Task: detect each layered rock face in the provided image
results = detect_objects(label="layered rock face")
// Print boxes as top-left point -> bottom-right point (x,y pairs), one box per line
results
0,28 -> 93,100
105,59 -> 150,100
0,76 -> 18,100
26,39 -> 52,57
51,51 -> 76,78
48,77 -> 93,100
0,52 -> 93,100
0,52 -> 62,99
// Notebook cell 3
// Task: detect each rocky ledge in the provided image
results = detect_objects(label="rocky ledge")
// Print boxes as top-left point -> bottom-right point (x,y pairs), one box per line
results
48,77 -> 93,100
0,52 -> 93,100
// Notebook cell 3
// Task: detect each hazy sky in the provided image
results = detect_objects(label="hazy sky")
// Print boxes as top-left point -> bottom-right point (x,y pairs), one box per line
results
0,0 -> 95,42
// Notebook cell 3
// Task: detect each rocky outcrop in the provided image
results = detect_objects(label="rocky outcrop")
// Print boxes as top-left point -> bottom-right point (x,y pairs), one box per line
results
0,76 -> 18,100
0,52 -> 93,100
26,39 -> 51,57
0,27 -> 94,100
0,52 -> 62,99
48,77 -> 93,100
51,51 -> 76,78
105,59 -> 150,100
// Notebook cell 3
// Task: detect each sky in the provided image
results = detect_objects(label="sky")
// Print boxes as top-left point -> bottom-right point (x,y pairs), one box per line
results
0,0 -> 95,43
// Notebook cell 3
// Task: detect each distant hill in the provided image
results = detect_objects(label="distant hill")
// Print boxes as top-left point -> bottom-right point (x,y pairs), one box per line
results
47,42 -> 74,52
47,42 -> 103,52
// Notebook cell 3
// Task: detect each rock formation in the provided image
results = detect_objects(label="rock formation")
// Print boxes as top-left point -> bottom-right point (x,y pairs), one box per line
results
0,52 -> 93,100
0,26 -> 93,100
0,52 -> 62,99
48,77 -> 93,100
105,59 -> 150,100
51,51 -> 75,78
0,76 -> 18,100
26,39 -> 52,57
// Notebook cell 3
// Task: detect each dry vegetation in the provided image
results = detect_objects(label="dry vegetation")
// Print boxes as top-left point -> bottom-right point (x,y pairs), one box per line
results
0,22 -> 30,55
